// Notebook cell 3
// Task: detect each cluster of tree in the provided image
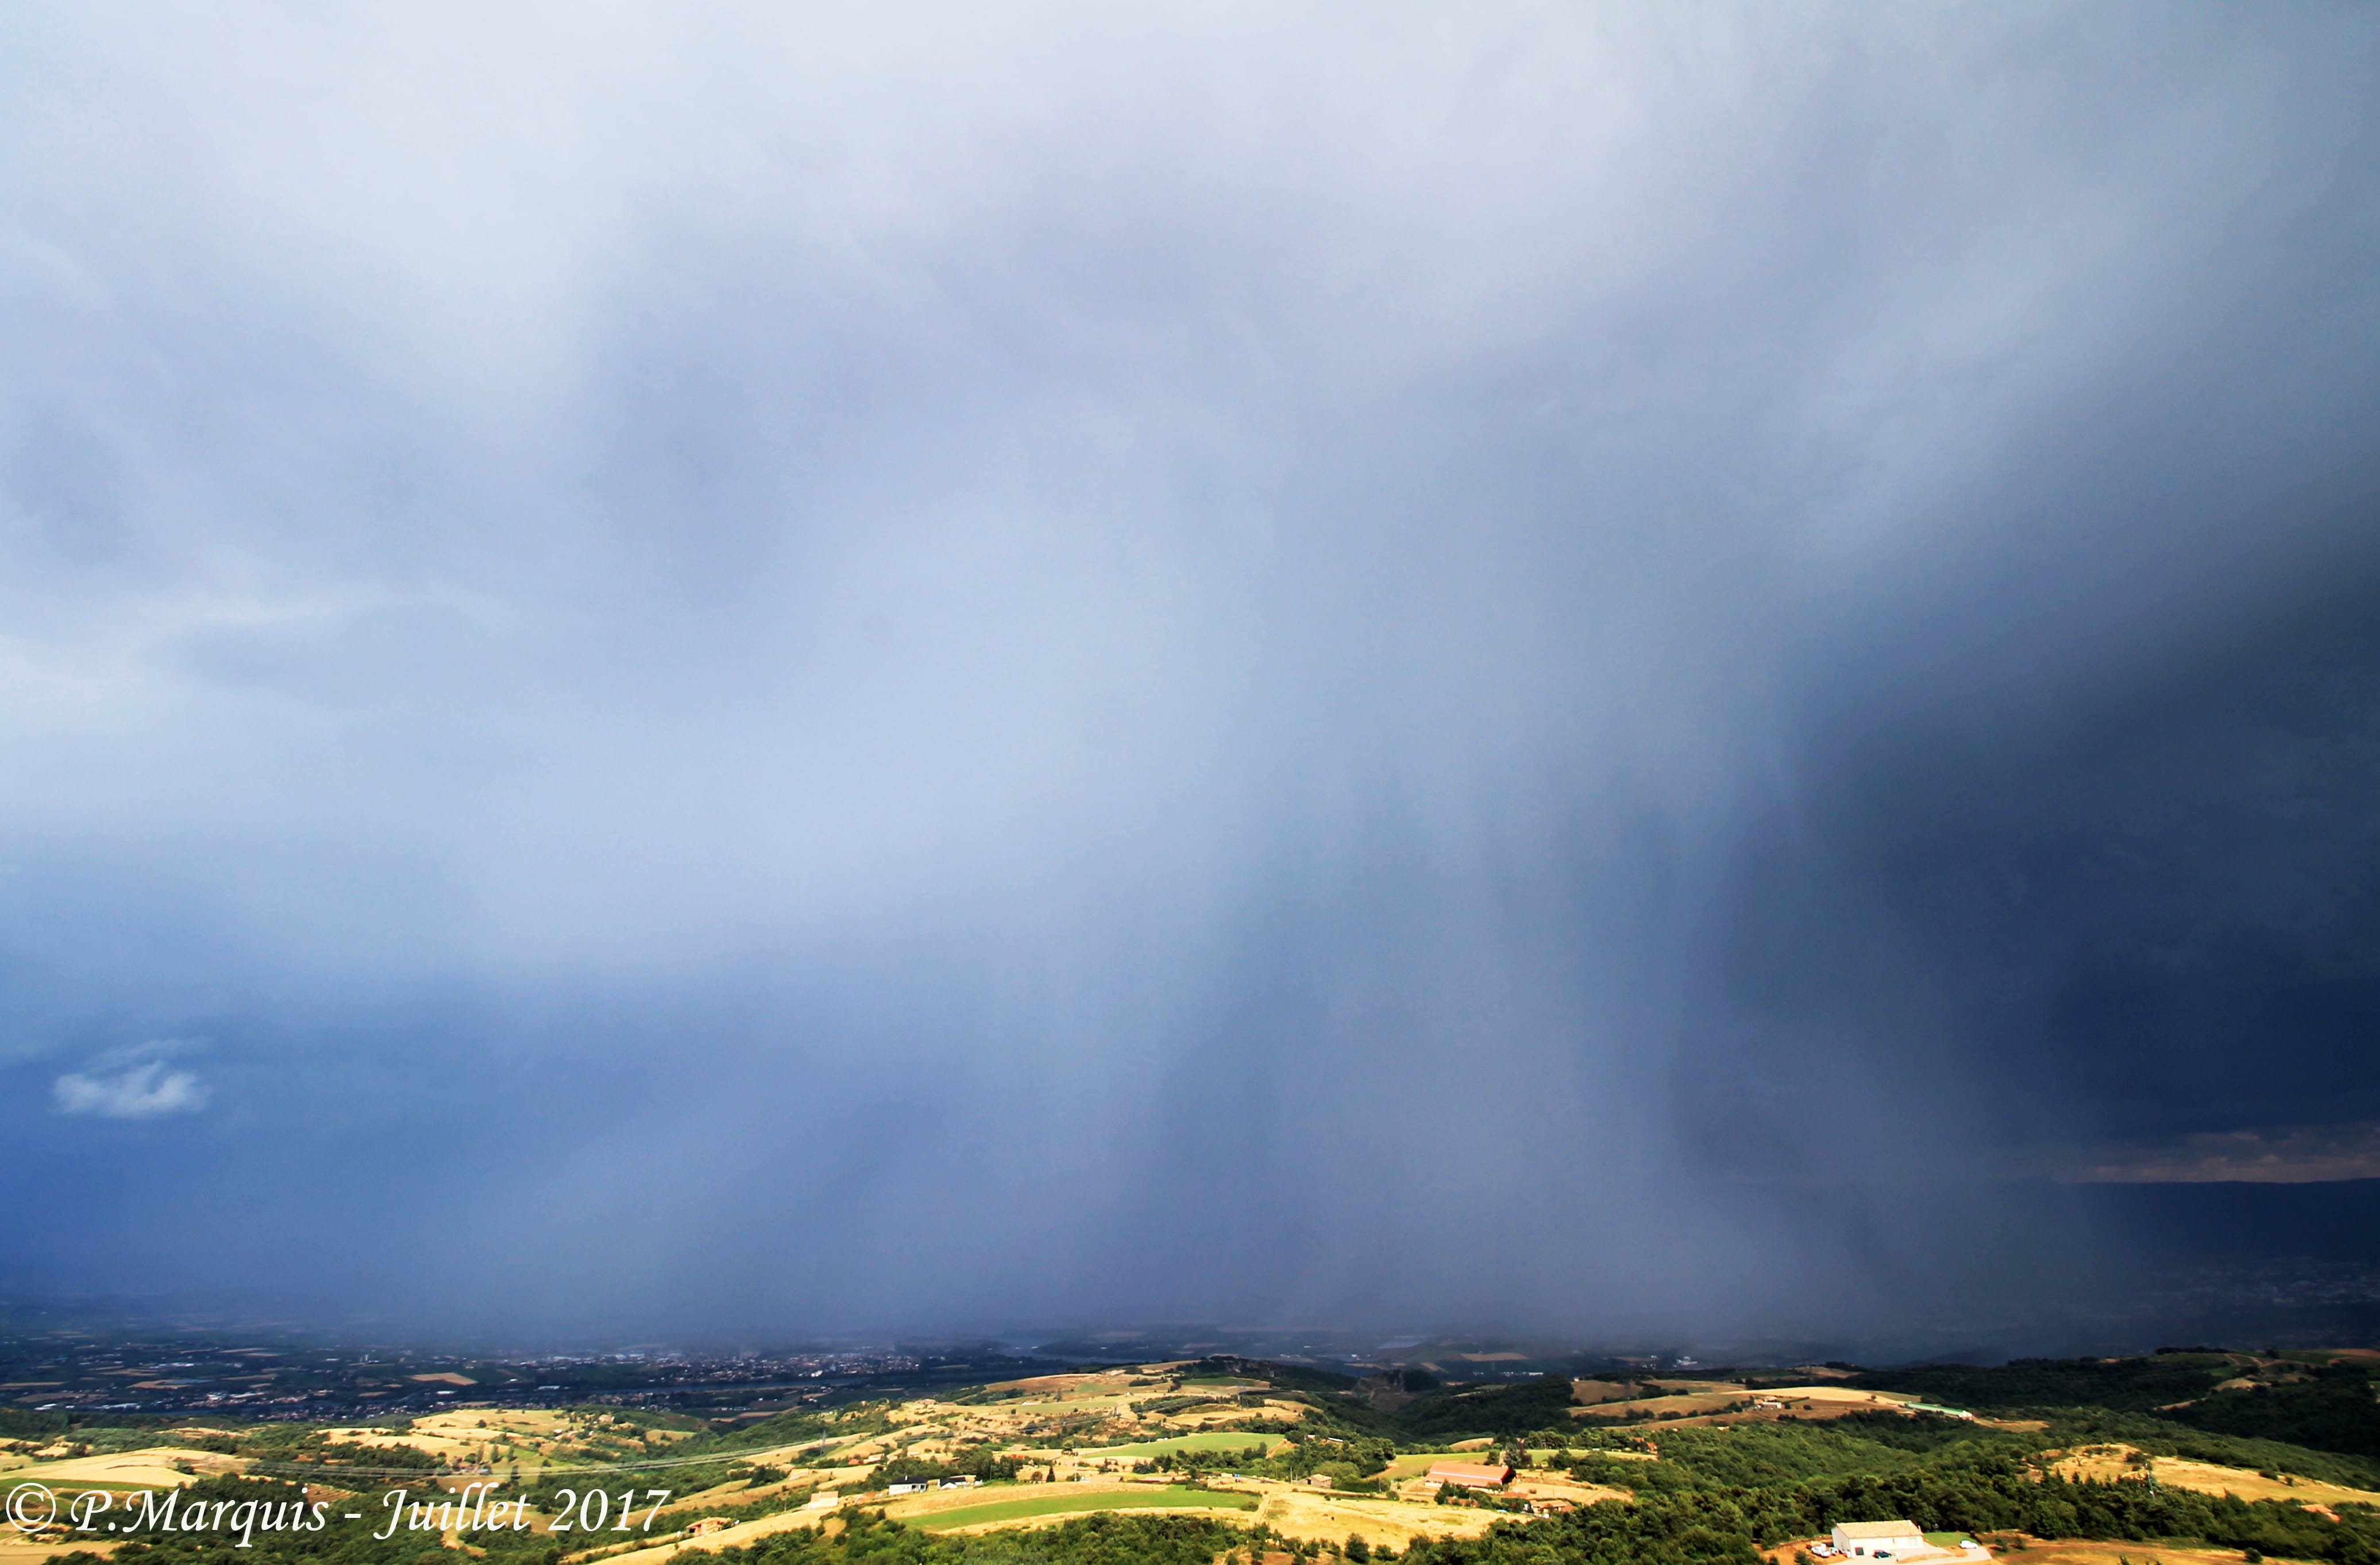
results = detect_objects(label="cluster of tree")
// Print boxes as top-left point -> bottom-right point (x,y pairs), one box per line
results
518,1455 -> 774,1514
1126,1396 -> 1225,1416
0,1408 -> 168,1449
1134,1443 -> 1269,1477
1174,1356 -> 1364,1399
875,1450 -> 1029,1487
1564,1414 -> 2015,1494
1218,1416 -> 1305,1435
133,1425 -> 448,1487
2169,1361 -> 2380,1459
1260,1432 -> 1398,1487
1004,1413 -> 1131,1450
1126,1429 -> 1398,1489
1392,1377 -> 1581,1441
304,1440 -> 448,1477
0,1400 -> 172,1439
684,1405 -> 885,1459
0,1408 -> 74,1440
1847,1354 -> 2240,1415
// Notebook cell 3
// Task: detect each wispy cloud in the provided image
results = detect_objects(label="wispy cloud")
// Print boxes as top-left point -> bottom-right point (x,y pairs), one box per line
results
52,1041 -> 211,1120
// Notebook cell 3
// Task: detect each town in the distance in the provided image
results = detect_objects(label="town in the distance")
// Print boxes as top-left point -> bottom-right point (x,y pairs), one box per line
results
4,1316 -> 2378,1565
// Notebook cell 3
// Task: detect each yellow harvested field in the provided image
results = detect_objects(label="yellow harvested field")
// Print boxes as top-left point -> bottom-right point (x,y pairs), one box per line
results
1513,1474 -> 1630,1506
2050,1445 -> 2380,1508
1551,1375 -> 1795,1424
978,1373 -> 1148,1402
1739,1385 -> 1916,1405
0,1450 -> 237,1561
0,1538 -> 126,1561
1566,1383 -> 1923,1428
3,1448 -> 238,1488
1568,1392 -> 1744,1420
314,1408 -> 697,1468
566,1501 -> 828,1565
1249,1488 -> 1500,1551
888,1483 -> 1255,1534
322,1425 -> 476,1458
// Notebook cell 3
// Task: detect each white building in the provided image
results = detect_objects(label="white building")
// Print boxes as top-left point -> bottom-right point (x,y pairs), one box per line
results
1833,1520 -> 1927,1558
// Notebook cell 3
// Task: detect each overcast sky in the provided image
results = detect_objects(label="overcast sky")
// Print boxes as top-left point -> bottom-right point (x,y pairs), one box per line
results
3,3 -> 2378,1346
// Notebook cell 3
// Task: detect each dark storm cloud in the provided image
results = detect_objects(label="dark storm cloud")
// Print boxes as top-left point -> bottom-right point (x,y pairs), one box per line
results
2,3 -> 2377,1342
1698,579 -> 2380,1158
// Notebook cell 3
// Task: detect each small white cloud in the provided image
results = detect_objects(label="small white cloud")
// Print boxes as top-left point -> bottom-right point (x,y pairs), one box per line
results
53,1040 -> 212,1120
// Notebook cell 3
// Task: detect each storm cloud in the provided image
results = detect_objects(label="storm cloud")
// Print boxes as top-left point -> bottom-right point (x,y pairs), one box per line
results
2,3 -> 2378,1344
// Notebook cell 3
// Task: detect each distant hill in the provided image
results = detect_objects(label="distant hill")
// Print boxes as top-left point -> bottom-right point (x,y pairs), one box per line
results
1847,1353 -> 2242,1414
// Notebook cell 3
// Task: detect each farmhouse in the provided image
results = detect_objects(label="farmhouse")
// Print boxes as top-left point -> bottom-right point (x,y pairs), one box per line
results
1425,1461 -> 1514,1489
890,1477 -> 980,1494
1833,1519 -> 1926,1558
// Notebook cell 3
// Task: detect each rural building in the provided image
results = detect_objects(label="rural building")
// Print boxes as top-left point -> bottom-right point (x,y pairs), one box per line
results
1425,1461 -> 1515,1488
889,1476 -> 979,1494
686,1518 -> 733,1536
1832,1520 -> 1926,1557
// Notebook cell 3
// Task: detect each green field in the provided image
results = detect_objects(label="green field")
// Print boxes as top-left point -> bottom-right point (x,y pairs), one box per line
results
1081,1433 -> 1283,1460
910,1486 -> 1257,1532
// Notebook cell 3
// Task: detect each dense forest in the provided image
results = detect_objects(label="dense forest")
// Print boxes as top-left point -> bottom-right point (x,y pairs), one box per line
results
1852,1355 -> 2380,1462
